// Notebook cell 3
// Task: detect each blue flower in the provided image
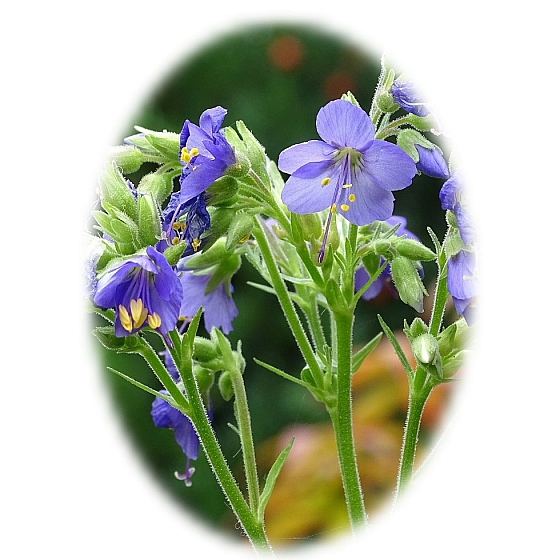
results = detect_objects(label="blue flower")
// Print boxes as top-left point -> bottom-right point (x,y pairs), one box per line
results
447,249 -> 478,325
439,170 -> 478,323
390,81 -> 430,117
278,99 -> 416,261
179,272 -> 238,335
178,106 -> 236,203
415,145 -> 449,179
158,191 -> 211,256
355,216 -> 421,300
439,170 -> 474,245
151,352 -> 209,487
93,246 -> 182,338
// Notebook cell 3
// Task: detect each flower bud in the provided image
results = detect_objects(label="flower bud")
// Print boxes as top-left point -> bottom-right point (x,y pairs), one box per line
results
297,213 -> 322,241
393,238 -> 437,261
163,241 -> 187,267
376,91 -> 400,113
225,212 -> 254,251
193,336 -> 220,364
137,172 -> 173,205
412,334 -> 438,365
224,151 -> 251,178
205,175 -> 239,207
109,145 -> 145,174
193,364 -> 215,394
137,193 -> 162,247
98,162 -> 137,220
218,371 -> 234,401
390,256 -> 426,313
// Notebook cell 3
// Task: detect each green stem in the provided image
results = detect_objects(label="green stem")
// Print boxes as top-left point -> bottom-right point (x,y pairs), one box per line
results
394,387 -> 432,501
167,331 -> 271,553
230,369 -> 261,516
330,310 -> 368,531
252,219 -> 324,387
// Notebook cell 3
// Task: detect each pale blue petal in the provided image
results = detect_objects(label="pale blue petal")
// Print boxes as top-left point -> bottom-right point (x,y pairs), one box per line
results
361,141 -> 417,192
316,100 -> 375,151
278,140 -> 334,174
281,171 -> 339,214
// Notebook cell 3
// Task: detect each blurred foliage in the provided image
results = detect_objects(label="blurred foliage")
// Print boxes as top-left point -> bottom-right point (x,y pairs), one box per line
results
96,23 -> 455,546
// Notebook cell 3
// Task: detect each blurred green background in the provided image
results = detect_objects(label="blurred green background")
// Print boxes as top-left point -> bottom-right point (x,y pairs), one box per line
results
96,23 -> 452,547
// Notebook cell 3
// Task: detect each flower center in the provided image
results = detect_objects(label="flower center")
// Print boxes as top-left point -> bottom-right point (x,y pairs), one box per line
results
119,298 -> 162,333
333,146 -> 363,169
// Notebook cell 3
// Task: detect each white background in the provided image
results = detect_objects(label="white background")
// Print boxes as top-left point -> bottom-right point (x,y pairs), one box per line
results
2,1 -> 558,558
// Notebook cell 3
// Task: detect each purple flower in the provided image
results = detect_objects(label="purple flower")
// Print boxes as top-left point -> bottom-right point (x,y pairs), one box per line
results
355,216 -> 421,300
179,272 -> 238,335
415,145 -> 449,179
93,246 -> 182,338
390,81 -> 430,117
178,106 -> 236,203
440,170 -> 474,245
447,249 -> 478,325
158,191 -> 211,256
278,99 -> 416,260
151,353 -> 208,487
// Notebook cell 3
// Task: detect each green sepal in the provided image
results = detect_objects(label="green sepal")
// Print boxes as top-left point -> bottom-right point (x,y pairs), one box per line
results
390,256 -> 427,313
98,162 -> 137,221
396,129 -> 434,162
376,91 -> 400,113
205,175 -> 239,207
235,120 -> 271,189
137,193 -> 162,247
257,437 -> 295,522
218,371 -> 234,401
108,145 -> 145,174
135,127 -> 181,161
194,365 -> 215,394
92,326 -> 143,353
137,171 -> 174,206
204,253 -> 242,295
297,213 -> 322,241
406,114 -> 436,132
393,237 -> 437,261
404,317 -> 429,340
341,91 -> 361,107
225,212 -> 254,251
163,241 -> 187,267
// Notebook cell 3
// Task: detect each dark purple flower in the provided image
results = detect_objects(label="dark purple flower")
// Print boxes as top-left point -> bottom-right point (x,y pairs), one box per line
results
93,246 -> 182,338
415,145 -> 449,179
179,272 -> 238,335
158,191 -> 211,256
390,81 -> 430,117
178,106 -> 236,203
355,216 -> 421,300
278,99 -> 416,261
447,249 -> 478,325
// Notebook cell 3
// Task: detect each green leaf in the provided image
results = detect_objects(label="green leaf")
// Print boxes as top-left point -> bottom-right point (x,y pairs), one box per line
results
258,437 -> 295,522
254,358 -> 308,388
107,366 -> 177,404
377,315 -> 414,381
352,332 -> 383,374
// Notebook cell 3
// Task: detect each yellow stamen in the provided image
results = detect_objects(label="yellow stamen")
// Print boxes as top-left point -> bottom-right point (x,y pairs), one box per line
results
148,312 -> 162,329
238,233 -> 251,244
330,203 -> 337,213
130,298 -> 148,329
190,147 -> 199,158
171,237 -> 180,245
118,304 -> 133,333
180,147 -> 191,163
321,178 -> 331,186
340,204 -> 350,212
343,183 -> 352,189
348,194 -> 356,202
191,238 -> 201,252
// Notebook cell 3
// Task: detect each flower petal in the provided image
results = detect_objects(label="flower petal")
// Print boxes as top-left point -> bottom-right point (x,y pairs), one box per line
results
278,140 -> 334,174
316,100 -> 375,151
281,171 -> 338,214
361,141 -> 417,192
338,176 -> 395,225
